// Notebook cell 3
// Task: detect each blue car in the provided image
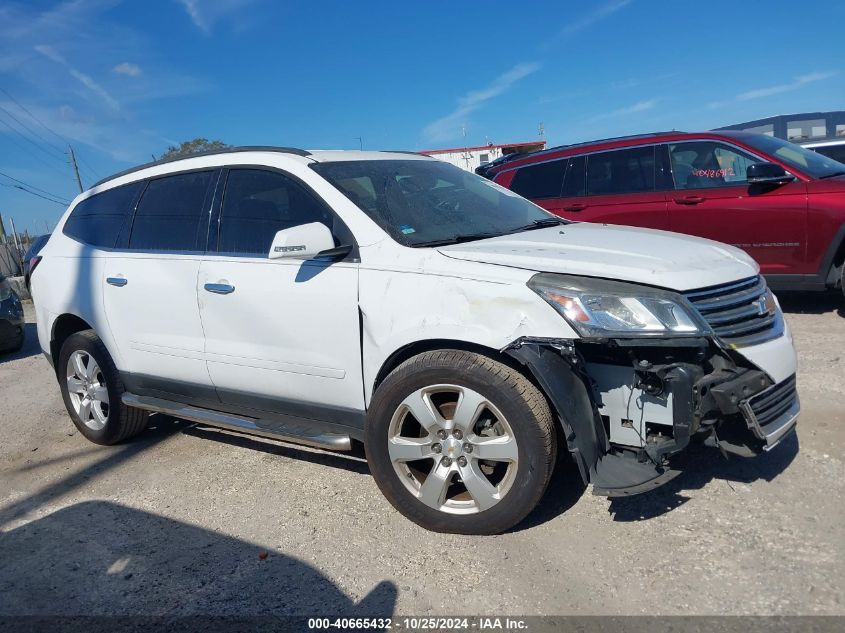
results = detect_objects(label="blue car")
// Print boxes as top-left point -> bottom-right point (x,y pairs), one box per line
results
0,275 -> 24,353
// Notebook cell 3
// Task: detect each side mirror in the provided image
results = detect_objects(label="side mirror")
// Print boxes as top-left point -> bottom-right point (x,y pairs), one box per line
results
268,222 -> 336,260
747,162 -> 794,185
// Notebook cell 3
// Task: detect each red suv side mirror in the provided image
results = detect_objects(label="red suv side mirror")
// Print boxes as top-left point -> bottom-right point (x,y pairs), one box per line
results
747,162 -> 794,185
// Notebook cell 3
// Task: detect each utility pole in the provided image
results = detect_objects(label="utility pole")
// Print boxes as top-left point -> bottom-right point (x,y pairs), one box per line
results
354,137 -> 363,151
68,145 -> 84,193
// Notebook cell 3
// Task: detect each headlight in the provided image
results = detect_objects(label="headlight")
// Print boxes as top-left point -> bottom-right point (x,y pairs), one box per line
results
0,278 -> 11,302
528,273 -> 708,338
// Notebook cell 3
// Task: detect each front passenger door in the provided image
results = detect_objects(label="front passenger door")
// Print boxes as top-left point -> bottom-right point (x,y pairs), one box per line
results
665,141 -> 808,274
198,168 -> 364,427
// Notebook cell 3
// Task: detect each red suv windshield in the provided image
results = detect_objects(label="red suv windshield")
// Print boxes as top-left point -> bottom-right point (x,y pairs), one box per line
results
740,134 -> 845,178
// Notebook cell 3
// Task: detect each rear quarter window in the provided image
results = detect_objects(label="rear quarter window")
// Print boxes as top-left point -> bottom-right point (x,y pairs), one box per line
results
62,181 -> 144,248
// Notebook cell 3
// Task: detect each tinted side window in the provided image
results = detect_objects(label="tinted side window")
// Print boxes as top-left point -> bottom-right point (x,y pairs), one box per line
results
668,142 -> 762,189
63,182 -> 143,248
218,169 -> 331,255
586,146 -> 656,195
129,171 -> 214,251
509,159 -> 566,199
562,155 -> 586,197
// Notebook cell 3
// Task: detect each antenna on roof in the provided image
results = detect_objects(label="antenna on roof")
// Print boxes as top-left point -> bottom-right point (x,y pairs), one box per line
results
538,122 -> 545,139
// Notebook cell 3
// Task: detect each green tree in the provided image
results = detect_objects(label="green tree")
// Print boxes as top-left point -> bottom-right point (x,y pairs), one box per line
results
159,138 -> 230,160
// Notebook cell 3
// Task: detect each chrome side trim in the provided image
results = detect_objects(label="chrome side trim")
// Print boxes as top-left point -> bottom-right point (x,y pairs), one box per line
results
122,393 -> 352,451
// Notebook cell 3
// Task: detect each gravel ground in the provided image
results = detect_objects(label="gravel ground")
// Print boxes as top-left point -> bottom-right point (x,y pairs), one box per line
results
0,296 -> 842,616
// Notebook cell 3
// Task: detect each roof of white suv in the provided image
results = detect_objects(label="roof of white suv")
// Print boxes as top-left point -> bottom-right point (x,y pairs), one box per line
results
92,147 -> 433,188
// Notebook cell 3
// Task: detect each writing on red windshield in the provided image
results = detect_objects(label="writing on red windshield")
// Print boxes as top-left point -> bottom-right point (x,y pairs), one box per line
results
692,167 -> 735,178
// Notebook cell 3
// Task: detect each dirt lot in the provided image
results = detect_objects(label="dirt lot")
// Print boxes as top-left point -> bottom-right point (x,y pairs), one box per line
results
0,295 -> 842,616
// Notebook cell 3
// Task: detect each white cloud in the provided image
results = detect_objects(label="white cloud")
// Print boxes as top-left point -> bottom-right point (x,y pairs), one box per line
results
560,0 -> 633,37
422,62 -> 541,144
113,62 -> 142,77
35,44 -> 121,112
176,0 -> 257,34
709,71 -> 838,108
587,99 -> 657,122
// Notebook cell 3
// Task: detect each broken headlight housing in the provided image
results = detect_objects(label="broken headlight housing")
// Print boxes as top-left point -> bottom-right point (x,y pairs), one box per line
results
528,273 -> 708,338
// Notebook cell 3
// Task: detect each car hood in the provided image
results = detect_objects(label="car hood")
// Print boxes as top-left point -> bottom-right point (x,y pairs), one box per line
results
436,223 -> 759,292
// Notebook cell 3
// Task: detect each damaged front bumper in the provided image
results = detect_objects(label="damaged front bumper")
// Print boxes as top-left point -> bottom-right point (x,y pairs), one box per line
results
504,335 -> 799,497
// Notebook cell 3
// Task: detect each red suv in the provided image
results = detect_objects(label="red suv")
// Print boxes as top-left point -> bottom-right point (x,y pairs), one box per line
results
487,131 -> 845,294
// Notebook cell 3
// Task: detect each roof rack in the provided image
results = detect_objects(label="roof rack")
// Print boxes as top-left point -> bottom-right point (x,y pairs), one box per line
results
91,146 -> 311,188
381,150 -> 427,156
538,131 -> 686,156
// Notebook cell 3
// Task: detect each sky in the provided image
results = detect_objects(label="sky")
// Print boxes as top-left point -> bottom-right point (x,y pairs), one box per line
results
0,0 -> 843,234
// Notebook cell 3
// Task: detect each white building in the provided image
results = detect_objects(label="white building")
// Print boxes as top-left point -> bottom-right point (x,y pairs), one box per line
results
421,141 -> 546,172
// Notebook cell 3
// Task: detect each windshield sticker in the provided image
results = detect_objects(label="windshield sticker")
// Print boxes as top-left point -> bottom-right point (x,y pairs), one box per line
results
399,225 -> 416,235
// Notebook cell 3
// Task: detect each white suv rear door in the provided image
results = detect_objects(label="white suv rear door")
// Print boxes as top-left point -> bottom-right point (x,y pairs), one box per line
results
102,169 -> 219,401
197,167 -> 364,422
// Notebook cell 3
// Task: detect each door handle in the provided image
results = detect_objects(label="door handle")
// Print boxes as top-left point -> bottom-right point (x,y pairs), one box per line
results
204,282 -> 235,295
106,276 -> 128,287
673,196 -> 705,205
563,203 -> 588,212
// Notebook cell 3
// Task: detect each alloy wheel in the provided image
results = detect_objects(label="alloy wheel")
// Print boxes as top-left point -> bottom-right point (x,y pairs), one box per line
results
66,350 -> 110,431
388,384 -> 519,515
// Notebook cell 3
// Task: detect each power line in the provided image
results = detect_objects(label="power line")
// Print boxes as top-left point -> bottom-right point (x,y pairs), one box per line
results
0,85 -> 102,182
0,86 -> 70,148
74,150 -> 100,181
0,117 -> 70,177
0,103 -> 66,158
0,169 -> 71,202
0,112 -> 70,171
0,182 -> 69,206
0,104 -> 68,165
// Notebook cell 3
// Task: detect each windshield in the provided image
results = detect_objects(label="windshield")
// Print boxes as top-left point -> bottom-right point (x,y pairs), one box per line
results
311,159 -> 559,246
740,134 -> 845,178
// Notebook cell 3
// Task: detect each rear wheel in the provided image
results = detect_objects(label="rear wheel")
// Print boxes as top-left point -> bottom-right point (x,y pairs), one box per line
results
366,350 -> 556,534
58,330 -> 148,445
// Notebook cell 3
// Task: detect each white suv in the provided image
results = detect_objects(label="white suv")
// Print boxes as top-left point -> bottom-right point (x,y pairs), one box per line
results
32,147 -> 799,534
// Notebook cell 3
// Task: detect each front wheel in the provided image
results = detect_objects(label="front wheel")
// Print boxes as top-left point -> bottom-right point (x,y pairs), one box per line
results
58,330 -> 148,445
365,350 -> 557,534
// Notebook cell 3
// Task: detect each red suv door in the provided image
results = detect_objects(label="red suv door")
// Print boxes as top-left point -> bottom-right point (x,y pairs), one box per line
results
579,146 -> 669,229
502,147 -> 669,229
664,141 -> 809,275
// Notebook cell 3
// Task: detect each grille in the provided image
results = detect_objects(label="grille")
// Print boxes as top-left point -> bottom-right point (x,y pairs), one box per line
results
684,276 -> 781,347
740,374 -> 799,449
748,375 -> 797,429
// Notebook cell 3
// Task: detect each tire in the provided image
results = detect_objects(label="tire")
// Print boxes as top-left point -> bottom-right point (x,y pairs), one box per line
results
58,330 -> 148,445
10,337 -> 24,353
365,350 -> 556,534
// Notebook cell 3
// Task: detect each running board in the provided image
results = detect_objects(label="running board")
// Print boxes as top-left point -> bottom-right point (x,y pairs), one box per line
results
121,393 -> 352,451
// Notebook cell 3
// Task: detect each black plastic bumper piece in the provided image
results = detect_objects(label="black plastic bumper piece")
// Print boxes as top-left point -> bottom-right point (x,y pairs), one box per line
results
506,339 -> 686,497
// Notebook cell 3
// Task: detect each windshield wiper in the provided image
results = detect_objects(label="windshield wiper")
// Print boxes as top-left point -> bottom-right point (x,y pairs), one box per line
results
819,171 -> 845,179
505,216 -> 567,234
411,232 -> 501,248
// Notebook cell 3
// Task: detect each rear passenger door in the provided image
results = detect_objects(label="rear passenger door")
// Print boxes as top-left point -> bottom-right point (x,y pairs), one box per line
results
197,168 -> 363,426
581,146 -> 669,229
102,170 -> 219,402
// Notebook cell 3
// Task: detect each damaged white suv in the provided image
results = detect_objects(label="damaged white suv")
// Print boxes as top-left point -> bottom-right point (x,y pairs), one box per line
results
32,147 -> 799,534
